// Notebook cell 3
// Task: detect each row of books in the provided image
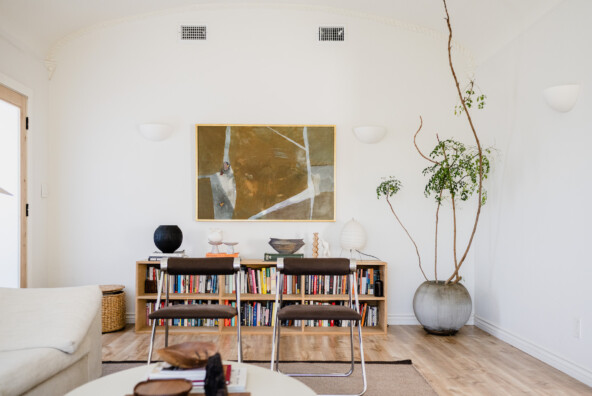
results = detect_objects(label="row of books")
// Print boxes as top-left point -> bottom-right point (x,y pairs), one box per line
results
145,300 -> 378,327
149,362 -> 247,393
302,268 -> 379,296
145,300 -> 219,327
145,267 -> 380,296
224,268 -> 301,295
146,266 -> 219,294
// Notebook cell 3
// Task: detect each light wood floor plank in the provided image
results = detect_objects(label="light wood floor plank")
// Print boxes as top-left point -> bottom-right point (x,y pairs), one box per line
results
102,325 -> 592,395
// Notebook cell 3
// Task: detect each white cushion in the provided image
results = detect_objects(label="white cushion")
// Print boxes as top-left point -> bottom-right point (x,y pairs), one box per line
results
0,285 -> 101,353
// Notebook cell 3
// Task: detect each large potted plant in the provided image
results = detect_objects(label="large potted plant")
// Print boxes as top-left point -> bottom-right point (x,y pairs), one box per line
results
376,0 -> 492,335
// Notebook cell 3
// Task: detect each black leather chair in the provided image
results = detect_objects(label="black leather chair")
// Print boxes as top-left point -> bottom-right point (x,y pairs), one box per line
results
270,257 -> 367,396
147,257 -> 242,363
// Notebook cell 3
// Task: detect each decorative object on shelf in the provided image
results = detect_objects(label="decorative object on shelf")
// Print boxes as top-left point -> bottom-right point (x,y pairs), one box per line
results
133,378 -> 192,396
138,123 -> 173,141
413,281 -> 471,335
0,186 -> 12,196
353,126 -> 387,144
374,277 -> 384,297
268,238 -> 305,254
196,124 -> 335,221
208,228 -> 223,253
204,353 -> 228,396
157,342 -> 218,369
376,0 -> 493,336
223,242 -> 238,254
154,225 -> 183,253
319,238 -> 331,257
543,84 -> 581,112
312,232 -> 319,258
340,218 -> 367,254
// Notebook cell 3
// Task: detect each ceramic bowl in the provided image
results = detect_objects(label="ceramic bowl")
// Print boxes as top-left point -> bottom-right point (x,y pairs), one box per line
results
269,238 -> 305,254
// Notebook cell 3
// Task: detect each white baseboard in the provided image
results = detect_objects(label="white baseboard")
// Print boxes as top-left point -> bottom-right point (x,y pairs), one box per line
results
475,316 -> 592,387
388,313 -> 475,326
126,313 -> 135,324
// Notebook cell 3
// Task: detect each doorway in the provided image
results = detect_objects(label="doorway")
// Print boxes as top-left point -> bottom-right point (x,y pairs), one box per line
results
0,83 -> 27,288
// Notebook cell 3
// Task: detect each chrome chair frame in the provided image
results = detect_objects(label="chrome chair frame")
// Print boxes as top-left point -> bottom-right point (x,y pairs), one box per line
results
147,257 -> 242,364
270,258 -> 367,396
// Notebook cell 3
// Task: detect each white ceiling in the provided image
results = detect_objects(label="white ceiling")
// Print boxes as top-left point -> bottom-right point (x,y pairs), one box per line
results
0,0 -> 563,63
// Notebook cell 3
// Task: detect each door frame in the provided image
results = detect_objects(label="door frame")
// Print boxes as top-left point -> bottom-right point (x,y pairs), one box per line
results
0,82 -> 28,288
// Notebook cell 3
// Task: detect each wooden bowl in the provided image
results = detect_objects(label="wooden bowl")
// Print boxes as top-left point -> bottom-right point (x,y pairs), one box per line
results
157,341 -> 217,369
133,379 -> 192,396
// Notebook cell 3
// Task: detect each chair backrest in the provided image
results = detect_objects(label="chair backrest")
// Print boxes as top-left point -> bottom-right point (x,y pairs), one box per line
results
164,257 -> 238,275
279,258 -> 355,276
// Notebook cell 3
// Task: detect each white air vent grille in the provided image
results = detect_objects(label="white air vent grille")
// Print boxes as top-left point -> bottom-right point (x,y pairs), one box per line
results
181,25 -> 206,40
319,26 -> 345,41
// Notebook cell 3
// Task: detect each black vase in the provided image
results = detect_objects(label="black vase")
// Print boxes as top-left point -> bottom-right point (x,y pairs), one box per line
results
153,225 -> 183,253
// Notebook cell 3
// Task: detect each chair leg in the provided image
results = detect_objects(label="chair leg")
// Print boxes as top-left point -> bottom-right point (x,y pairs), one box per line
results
356,319 -> 367,396
147,318 -> 157,365
274,319 -> 366,396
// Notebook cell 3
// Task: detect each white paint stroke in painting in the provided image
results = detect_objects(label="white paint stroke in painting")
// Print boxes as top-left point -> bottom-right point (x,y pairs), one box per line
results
249,126 -> 314,220
267,126 -> 306,150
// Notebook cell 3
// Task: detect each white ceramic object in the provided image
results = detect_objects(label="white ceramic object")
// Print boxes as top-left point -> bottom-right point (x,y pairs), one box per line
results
340,218 -> 367,251
138,123 -> 173,141
207,228 -> 223,243
543,84 -> 581,113
353,126 -> 387,144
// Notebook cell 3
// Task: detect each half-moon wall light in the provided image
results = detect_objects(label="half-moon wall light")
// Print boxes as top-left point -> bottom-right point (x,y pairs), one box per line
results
353,126 -> 387,144
138,123 -> 173,141
543,84 -> 581,113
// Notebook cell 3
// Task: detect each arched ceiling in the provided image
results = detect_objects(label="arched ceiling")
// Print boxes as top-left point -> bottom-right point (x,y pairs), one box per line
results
0,0 -> 563,64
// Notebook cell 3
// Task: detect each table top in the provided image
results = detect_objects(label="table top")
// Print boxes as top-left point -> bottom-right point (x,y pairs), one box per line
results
66,361 -> 317,396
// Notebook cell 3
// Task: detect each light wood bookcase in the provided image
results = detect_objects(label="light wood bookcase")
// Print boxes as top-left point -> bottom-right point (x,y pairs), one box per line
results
135,259 -> 387,335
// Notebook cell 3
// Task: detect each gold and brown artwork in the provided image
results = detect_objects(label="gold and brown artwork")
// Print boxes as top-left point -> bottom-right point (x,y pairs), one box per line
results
196,125 -> 335,221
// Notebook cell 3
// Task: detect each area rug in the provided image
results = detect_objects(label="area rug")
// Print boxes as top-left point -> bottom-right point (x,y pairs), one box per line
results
102,361 -> 437,396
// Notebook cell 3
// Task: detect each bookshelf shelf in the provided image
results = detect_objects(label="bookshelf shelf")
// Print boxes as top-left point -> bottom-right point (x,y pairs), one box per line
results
135,259 -> 387,335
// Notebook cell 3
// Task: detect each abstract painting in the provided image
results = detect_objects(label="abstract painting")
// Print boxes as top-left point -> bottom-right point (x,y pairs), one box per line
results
196,125 -> 335,221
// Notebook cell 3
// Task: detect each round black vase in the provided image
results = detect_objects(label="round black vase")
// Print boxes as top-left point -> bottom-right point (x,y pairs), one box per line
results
153,225 -> 183,253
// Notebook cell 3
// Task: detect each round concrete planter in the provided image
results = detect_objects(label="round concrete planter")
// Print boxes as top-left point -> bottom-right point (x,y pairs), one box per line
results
413,280 -> 472,335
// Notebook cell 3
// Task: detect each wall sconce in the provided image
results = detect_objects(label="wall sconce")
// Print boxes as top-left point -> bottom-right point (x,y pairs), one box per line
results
0,186 -> 13,196
353,126 -> 387,144
543,84 -> 581,113
138,123 -> 173,141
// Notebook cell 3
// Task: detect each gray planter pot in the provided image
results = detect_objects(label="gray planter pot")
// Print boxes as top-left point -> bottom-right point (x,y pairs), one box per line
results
412,280 -> 472,335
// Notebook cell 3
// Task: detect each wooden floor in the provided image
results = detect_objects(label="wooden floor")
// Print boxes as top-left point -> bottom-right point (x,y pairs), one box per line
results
102,325 -> 592,396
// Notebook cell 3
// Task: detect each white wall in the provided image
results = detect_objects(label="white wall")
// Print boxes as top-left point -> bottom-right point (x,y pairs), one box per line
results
47,6 -> 477,324
0,36 -> 50,288
475,0 -> 592,386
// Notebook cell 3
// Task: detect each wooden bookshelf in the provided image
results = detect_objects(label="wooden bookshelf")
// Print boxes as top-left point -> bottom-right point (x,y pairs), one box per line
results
135,259 -> 387,335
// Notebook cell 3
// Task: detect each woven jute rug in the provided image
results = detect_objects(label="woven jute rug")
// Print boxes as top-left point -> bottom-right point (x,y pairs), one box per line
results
102,361 -> 437,396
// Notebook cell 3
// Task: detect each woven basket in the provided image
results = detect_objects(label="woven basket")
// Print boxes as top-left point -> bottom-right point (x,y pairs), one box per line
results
100,285 -> 126,333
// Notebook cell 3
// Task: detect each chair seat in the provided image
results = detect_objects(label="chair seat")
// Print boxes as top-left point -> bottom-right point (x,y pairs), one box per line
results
277,304 -> 362,321
149,304 -> 237,320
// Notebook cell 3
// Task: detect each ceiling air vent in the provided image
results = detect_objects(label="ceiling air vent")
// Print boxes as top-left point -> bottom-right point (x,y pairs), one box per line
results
318,26 -> 345,42
180,25 -> 206,40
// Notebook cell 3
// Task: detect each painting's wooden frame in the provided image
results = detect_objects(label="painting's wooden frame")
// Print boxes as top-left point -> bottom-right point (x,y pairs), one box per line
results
195,124 -> 335,222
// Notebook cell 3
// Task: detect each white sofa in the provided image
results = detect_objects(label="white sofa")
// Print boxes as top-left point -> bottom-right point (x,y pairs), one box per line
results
0,286 -> 102,396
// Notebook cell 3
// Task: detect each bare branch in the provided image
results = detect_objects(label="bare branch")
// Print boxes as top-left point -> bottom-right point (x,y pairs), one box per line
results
443,0 -> 484,284
414,116 -> 439,165
385,195 -> 428,282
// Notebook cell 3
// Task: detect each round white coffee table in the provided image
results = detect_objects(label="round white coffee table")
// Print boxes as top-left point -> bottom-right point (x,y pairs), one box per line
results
66,361 -> 317,395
